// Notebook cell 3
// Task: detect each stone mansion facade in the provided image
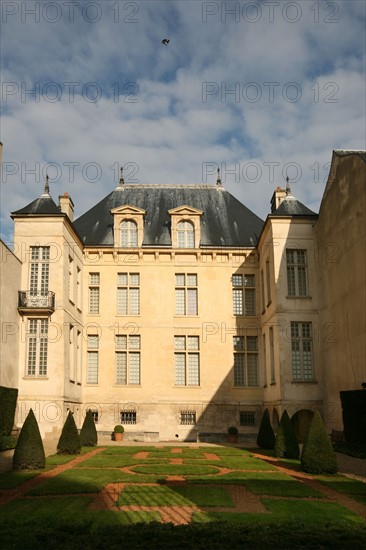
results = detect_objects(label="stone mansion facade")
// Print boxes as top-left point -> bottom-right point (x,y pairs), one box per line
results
1,149 -> 365,444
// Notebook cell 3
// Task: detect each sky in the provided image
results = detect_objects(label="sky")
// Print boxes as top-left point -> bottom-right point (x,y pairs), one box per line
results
0,0 -> 365,242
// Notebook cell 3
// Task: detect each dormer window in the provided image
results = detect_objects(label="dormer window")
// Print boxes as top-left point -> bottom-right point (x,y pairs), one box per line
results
177,221 -> 195,248
111,205 -> 146,248
121,220 -> 138,248
168,205 -> 203,249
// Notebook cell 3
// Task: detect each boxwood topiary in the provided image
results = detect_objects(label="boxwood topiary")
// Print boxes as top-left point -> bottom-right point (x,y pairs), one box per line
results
301,411 -> 338,474
13,408 -> 45,470
256,408 -> 276,449
274,409 -> 300,459
0,386 -> 18,435
57,411 -> 81,454
80,410 -> 98,446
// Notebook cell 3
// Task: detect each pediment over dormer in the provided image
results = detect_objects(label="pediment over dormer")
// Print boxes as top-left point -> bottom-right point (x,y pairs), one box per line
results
111,205 -> 146,216
168,205 -> 203,216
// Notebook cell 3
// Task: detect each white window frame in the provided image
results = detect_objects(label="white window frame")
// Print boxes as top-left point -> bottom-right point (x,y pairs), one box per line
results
233,335 -> 259,387
29,246 -> 50,295
177,220 -> 195,248
232,274 -> 256,316
291,322 -> 314,381
120,219 -> 138,248
26,318 -> 48,377
175,274 -> 198,316
87,334 -> 99,384
88,272 -> 100,314
174,336 -> 200,386
115,334 -> 141,385
117,273 -> 140,315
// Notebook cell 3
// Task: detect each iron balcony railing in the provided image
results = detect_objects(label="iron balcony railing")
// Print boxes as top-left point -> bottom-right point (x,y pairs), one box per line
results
18,291 -> 55,311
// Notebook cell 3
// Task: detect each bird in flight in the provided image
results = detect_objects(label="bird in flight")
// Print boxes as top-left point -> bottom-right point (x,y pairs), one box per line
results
161,39 -> 170,46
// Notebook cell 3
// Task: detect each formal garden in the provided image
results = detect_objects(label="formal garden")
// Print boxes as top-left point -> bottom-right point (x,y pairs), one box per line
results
1,397 -> 365,549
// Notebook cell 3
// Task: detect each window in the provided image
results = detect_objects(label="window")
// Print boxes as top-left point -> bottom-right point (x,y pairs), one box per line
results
175,274 -> 198,315
91,411 -> 99,423
76,329 -> 81,383
265,259 -> 271,304
174,336 -> 200,385
180,410 -> 196,425
240,411 -> 256,426
177,220 -> 195,248
87,335 -> 99,384
26,318 -> 48,376
232,274 -> 255,316
115,334 -> 141,384
76,267 -> 81,309
117,273 -> 140,315
269,326 -> 275,383
29,246 -> 50,295
121,220 -> 137,247
260,269 -> 265,312
286,249 -> 308,296
291,322 -> 314,381
68,257 -> 74,302
121,411 -> 137,424
233,336 -> 259,387
88,273 -> 100,314
262,333 -> 267,386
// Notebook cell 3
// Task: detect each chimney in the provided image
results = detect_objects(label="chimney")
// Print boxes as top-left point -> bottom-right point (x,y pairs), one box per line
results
270,186 -> 286,213
59,192 -> 74,221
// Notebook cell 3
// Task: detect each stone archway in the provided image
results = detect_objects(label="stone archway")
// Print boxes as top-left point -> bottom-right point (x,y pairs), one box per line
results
291,409 -> 314,443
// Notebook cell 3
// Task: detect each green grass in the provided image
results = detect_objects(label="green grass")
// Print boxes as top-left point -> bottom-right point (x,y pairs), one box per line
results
317,475 -> 366,495
131,464 -> 219,476
0,470 -> 41,489
116,484 -> 234,507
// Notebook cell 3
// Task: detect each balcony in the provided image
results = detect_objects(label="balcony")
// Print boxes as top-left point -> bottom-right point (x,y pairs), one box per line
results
18,291 -> 55,314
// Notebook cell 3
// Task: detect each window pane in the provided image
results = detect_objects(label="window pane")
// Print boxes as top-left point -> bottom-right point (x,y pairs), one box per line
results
233,288 -> 243,315
287,266 -> 296,295
116,352 -> 127,384
129,353 -> 140,384
174,336 -> 186,350
117,287 -> 127,314
87,352 -> 98,383
90,273 -> 100,285
187,274 -> 197,286
130,273 -> 140,286
118,273 -> 128,285
129,335 -> 140,349
234,354 -> 245,386
89,288 -> 99,313
87,335 -> 99,349
187,336 -> 199,350
244,274 -> 255,287
247,336 -> 258,351
187,288 -> 197,315
298,267 -> 307,296
188,354 -> 200,385
129,288 -> 140,315
245,288 -> 255,315
233,336 -> 244,351
27,337 -> 36,375
175,289 -> 185,315
31,247 -> 39,261
175,274 -> 185,286
175,354 -> 186,385
115,335 -> 127,349
232,275 -> 243,287
247,354 -> 258,386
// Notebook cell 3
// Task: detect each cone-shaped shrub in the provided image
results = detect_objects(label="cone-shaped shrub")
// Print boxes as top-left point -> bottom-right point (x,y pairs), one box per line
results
57,411 -> 81,454
301,411 -> 337,474
80,410 -> 98,447
13,409 -> 45,470
274,410 -> 299,459
257,408 -> 275,449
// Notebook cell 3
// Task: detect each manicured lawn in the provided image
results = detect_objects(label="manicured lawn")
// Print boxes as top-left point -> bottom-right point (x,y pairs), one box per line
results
1,444 -> 365,549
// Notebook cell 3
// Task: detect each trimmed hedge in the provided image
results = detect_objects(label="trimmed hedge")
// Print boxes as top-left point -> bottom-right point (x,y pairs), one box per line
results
80,410 -> 98,447
57,411 -> 81,454
340,390 -> 366,445
274,410 -> 299,459
13,409 -> 45,470
0,386 -> 18,435
301,411 -> 337,474
256,408 -> 275,450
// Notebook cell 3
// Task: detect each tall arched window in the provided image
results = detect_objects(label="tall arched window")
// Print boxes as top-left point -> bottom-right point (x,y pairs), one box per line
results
177,221 -> 195,248
121,220 -> 137,247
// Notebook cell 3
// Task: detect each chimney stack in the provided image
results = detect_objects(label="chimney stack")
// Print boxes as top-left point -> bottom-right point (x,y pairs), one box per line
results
270,186 -> 286,213
59,192 -> 74,221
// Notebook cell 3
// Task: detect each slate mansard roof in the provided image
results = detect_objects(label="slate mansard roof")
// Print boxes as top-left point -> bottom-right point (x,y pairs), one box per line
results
12,193 -> 62,216
73,185 -> 264,247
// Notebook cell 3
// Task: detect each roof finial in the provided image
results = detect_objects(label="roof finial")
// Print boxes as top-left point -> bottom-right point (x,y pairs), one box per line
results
285,175 -> 291,196
119,166 -> 125,186
44,173 -> 50,195
216,165 -> 222,186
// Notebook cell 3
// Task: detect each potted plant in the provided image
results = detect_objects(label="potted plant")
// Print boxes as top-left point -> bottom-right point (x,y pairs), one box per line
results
113,425 -> 124,441
228,426 -> 238,444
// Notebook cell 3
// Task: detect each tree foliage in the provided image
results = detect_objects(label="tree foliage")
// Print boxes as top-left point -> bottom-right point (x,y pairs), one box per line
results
274,410 -> 300,459
257,408 -> 276,449
57,411 -> 81,455
80,410 -> 98,446
301,411 -> 337,474
13,408 -> 45,470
